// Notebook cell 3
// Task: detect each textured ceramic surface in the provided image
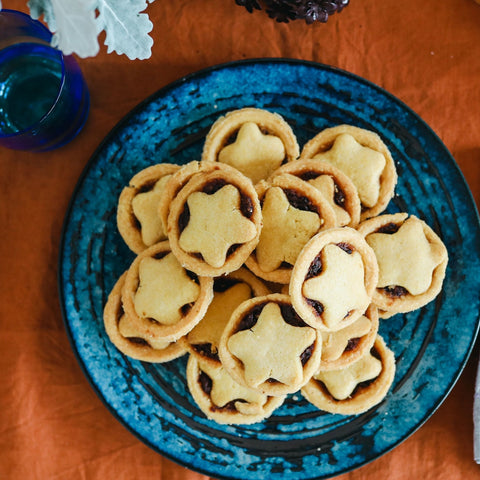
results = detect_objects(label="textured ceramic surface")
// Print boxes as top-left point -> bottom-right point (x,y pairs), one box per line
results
59,59 -> 480,480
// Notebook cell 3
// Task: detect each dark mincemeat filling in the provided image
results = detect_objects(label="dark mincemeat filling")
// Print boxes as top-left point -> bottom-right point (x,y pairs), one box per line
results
283,188 -> 319,214
199,370 -> 212,394
201,178 -> 229,195
305,243 -> 354,280
306,298 -> 324,317
127,337 -> 149,346
152,251 -> 169,260
178,202 -> 191,232
213,276 -> 241,293
180,303 -> 194,316
375,222 -> 400,234
305,301 -> 353,321
133,216 -> 142,231
236,302 -> 266,331
383,285 -> 409,298
225,128 -> 268,147
136,179 -> 157,194
336,242 -> 354,254
345,337 -> 361,352
334,185 -> 347,208
198,371 -> 247,412
193,343 -> 219,361
305,254 -> 323,280
298,172 -> 347,208
185,269 -> 200,285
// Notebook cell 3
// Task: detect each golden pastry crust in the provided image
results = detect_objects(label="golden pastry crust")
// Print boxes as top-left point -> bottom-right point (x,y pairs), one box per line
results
218,293 -> 322,396
270,159 -> 361,228
300,125 -> 397,220
117,163 -> 180,254
357,213 -> 448,314
318,304 -> 379,371
245,173 -> 336,284
103,272 -> 187,362
290,227 -> 378,332
183,267 -> 270,369
167,163 -> 262,276
121,241 -> 214,342
301,335 -> 396,415
157,161 -> 221,235
201,108 -> 300,184
186,355 -> 285,424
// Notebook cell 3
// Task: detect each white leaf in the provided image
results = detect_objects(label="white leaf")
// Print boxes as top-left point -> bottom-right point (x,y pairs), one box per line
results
95,0 -> 153,60
50,0 -> 99,58
27,0 -> 56,31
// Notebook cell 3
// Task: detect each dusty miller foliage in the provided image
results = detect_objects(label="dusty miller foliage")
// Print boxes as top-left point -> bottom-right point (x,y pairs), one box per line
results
0,0 -> 155,59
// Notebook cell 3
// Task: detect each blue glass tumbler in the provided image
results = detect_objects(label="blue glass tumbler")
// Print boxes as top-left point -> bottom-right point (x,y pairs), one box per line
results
0,9 -> 89,151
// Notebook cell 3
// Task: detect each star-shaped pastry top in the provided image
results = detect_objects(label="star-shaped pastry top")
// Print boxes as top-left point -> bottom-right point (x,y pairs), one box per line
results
302,244 -> 370,329
134,253 -> 200,325
314,350 -> 382,400
227,302 -> 316,388
201,362 -> 267,411
256,186 -> 321,272
118,314 -> 171,350
131,175 -> 172,246
308,175 -> 351,227
218,122 -> 285,184
313,133 -> 386,208
187,282 -> 252,352
366,216 -> 447,295
322,315 -> 372,362
179,184 -> 257,268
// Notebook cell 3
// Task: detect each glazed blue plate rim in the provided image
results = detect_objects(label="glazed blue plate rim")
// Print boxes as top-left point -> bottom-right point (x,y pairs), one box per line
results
58,58 -> 480,480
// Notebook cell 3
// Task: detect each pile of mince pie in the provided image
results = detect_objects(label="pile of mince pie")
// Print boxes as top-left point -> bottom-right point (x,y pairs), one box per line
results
104,107 -> 449,424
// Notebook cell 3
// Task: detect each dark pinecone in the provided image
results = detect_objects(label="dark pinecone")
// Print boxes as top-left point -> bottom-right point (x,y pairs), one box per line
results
235,0 -> 262,13
236,0 -> 350,24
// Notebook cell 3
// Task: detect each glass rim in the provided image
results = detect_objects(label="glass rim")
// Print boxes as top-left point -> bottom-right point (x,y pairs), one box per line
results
0,9 -> 68,139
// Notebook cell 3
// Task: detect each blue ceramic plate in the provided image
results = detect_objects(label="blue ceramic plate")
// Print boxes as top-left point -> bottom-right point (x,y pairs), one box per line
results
59,59 -> 480,480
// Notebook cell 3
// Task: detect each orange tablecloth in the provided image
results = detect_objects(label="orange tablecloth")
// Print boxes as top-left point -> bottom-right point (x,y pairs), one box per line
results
1,0 -> 480,479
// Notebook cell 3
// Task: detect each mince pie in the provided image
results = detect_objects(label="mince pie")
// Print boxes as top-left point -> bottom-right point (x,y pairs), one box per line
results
218,294 -> 322,396
302,335 -> 396,415
357,213 -> 448,314
117,163 -> 180,253
271,158 -> 361,228
183,267 -> 270,369
300,125 -> 397,220
167,162 -> 262,276
202,108 -> 299,184
290,227 -> 378,331
103,272 -> 187,362
245,173 -> 336,284
121,241 -> 214,342
319,304 -> 379,371
186,355 -> 285,424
